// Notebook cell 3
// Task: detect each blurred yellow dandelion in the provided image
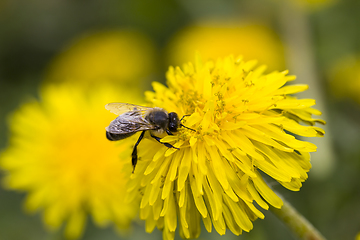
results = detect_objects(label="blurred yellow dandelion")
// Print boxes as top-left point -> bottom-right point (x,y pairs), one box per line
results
328,54 -> 360,104
356,231 -> 360,240
0,84 -> 140,239
126,55 -> 325,239
45,30 -> 157,88
291,0 -> 336,11
165,22 -> 285,72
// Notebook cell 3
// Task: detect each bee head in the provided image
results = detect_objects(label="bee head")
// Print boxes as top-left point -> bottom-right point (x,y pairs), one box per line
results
168,112 -> 180,132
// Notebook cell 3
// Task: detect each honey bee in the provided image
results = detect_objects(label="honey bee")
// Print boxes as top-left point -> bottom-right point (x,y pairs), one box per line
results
105,103 -> 193,172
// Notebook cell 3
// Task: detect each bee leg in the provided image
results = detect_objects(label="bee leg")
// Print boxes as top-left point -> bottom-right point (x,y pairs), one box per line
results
150,134 -> 180,150
132,131 -> 146,173
165,129 -> 173,135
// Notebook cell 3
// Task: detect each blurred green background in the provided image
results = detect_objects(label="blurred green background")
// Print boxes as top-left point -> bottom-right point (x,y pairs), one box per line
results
1,0 -> 360,239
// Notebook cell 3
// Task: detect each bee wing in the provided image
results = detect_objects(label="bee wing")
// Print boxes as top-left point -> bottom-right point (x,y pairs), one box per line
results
105,103 -> 152,116
106,111 -> 157,134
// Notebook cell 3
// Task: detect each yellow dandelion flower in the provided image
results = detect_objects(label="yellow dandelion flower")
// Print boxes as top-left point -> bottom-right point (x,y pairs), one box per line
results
126,55 -> 325,239
165,22 -> 285,72
328,54 -> 360,104
290,0 -> 336,11
0,84 -> 140,239
356,231 -> 360,240
45,30 -> 157,88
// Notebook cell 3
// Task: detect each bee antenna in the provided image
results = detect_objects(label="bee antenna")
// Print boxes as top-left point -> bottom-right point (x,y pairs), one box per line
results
180,124 -> 196,132
179,114 -> 191,122
180,114 -> 196,132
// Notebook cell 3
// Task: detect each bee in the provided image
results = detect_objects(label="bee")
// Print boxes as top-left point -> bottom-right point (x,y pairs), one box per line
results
105,103 -> 194,172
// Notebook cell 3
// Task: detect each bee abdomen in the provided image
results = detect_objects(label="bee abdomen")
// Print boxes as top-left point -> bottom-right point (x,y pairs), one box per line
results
106,131 -> 135,141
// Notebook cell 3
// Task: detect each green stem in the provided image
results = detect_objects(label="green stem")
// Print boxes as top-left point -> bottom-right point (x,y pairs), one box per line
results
270,195 -> 326,240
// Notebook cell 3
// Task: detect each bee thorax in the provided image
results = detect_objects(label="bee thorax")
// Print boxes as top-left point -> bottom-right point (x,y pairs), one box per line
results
145,110 -> 169,130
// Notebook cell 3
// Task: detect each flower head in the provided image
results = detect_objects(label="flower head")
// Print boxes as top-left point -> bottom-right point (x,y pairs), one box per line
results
166,22 -> 285,72
126,55 -> 325,239
45,30 -> 157,88
291,0 -> 336,11
328,54 -> 360,104
0,84 -> 140,239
